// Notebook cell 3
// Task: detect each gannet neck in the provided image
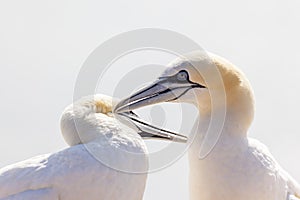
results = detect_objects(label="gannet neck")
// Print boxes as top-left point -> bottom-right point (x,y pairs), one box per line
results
170,52 -> 255,137
195,87 -> 254,137
205,54 -> 255,136
60,94 -> 120,146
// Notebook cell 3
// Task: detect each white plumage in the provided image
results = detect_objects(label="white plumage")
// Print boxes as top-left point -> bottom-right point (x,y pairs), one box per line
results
115,51 -> 300,200
0,95 -> 148,200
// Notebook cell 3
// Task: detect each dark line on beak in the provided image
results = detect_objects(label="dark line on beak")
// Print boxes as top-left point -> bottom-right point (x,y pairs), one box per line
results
127,83 -> 160,101
119,113 -> 186,138
167,87 -> 191,102
167,84 -> 205,102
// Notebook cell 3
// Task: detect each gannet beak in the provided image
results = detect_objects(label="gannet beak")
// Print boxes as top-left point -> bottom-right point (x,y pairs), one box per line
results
114,70 -> 205,113
118,111 -> 188,143
113,70 -> 205,143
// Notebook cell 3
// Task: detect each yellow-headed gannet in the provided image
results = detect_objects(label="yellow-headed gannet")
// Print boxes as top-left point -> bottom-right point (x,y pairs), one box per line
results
115,52 -> 300,200
0,94 -> 186,200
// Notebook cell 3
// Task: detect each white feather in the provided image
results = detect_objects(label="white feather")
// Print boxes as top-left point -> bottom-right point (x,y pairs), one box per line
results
0,94 -> 148,200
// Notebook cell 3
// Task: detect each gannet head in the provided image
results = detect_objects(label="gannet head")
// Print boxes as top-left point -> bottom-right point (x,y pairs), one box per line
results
60,94 -> 187,146
60,95 -> 114,146
115,51 -> 255,135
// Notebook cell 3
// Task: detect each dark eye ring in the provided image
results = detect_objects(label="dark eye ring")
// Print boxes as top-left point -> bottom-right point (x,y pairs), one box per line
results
177,70 -> 188,81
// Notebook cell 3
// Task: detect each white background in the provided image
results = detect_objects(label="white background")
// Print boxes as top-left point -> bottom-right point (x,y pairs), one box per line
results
0,0 -> 300,199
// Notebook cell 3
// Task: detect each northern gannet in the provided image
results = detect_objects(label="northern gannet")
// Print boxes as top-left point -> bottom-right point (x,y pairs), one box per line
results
115,51 -> 300,200
0,94 -> 186,200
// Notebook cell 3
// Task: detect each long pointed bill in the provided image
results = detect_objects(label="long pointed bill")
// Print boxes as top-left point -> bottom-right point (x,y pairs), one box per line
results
118,112 -> 187,143
114,71 -> 205,113
113,71 -> 205,143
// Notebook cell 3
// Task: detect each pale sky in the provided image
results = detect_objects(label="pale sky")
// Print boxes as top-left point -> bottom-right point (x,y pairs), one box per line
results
0,0 -> 300,199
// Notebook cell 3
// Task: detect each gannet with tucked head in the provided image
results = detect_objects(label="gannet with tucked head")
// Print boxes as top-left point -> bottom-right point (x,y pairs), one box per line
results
0,94 -> 186,200
115,52 -> 300,200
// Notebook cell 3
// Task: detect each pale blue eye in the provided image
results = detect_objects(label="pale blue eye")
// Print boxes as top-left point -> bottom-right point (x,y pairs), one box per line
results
177,71 -> 188,81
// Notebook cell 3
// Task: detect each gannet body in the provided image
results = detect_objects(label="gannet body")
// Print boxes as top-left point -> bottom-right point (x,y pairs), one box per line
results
0,94 -> 186,200
0,142 -> 147,200
115,51 -> 300,200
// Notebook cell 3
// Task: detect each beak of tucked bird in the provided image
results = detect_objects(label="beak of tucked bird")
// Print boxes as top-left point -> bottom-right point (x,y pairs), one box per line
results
113,70 -> 206,143
117,111 -> 188,143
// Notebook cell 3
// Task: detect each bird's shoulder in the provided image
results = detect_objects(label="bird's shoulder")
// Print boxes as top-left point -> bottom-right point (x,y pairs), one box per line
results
248,138 -> 300,197
0,144 -> 121,198
0,152 -> 52,198
246,138 -> 278,171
